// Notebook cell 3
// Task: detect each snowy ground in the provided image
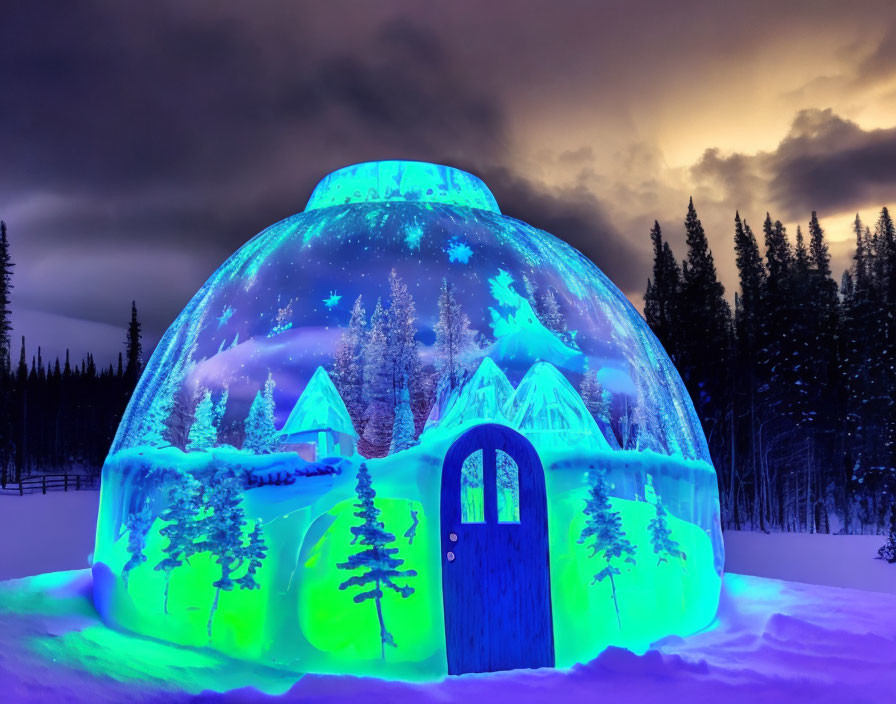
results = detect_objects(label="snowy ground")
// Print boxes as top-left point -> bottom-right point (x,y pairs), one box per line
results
0,568 -> 894,703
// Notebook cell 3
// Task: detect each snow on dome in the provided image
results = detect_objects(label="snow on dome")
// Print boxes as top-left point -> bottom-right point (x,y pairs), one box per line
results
93,160 -> 723,680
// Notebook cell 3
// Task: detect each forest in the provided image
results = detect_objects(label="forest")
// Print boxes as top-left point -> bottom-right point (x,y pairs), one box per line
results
0,223 -> 142,484
645,202 -> 895,534
1,197 -> 894,539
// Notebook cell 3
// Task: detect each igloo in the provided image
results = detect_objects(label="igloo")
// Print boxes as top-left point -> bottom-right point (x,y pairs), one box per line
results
93,160 -> 724,678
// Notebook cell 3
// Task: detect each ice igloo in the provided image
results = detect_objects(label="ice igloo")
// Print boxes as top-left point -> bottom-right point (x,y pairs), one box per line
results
93,160 -> 724,678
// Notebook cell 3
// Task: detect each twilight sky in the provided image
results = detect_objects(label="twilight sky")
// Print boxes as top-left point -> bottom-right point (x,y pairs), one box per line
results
3,0 -> 896,365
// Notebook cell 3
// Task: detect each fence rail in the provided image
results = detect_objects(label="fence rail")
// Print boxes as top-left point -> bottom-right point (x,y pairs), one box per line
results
0,473 -> 99,496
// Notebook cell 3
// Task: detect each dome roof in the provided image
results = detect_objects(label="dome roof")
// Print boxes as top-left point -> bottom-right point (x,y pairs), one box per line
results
112,160 -> 709,464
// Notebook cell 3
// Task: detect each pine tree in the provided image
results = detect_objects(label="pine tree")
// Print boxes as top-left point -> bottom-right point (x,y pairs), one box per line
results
187,389 -> 217,451
0,222 -> 13,375
332,295 -> 367,433
877,504 -> 896,563
433,278 -> 476,393
155,472 -> 202,612
578,468 -> 636,629
337,463 -> 416,658
580,365 -> 611,423
243,373 -> 277,453
361,298 -> 394,456
648,497 -> 685,566
644,221 -> 683,359
122,501 -> 154,587
213,387 -> 229,430
124,300 -> 142,386
201,467 -> 265,637
386,269 -> 428,432
389,382 -> 416,454
235,519 -> 268,590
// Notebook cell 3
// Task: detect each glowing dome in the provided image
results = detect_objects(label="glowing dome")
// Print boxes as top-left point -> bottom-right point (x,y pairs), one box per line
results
93,160 -> 723,678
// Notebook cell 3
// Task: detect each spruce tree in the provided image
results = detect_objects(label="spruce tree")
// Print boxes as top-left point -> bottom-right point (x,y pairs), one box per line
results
877,504 -> 896,563
155,472 -> 202,612
433,278 -> 476,393
389,382 -> 416,454
122,501 -> 154,587
643,221 -> 682,359
124,301 -> 142,384
332,295 -> 367,433
580,365 -> 611,424
578,468 -> 636,629
648,497 -> 685,566
337,463 -> 416,658
361,298 -> 393,456
187,389 -> 217,451
243,373 -> 277,453
0,222 -> 13,375
200,467 -> 266,637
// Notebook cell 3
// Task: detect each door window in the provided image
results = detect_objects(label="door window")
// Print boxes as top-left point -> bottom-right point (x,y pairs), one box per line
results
461,450 -> 484,523
497,450 -> 520,523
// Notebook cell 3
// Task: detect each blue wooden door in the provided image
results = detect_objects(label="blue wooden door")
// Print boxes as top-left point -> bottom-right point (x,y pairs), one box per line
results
440,423 -> 554,674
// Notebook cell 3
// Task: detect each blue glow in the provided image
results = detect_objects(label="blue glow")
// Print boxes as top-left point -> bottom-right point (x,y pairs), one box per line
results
305,161 -> 501,213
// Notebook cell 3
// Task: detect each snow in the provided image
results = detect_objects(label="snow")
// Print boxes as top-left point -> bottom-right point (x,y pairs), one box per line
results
0,492 -> 99,581
1,568 -> 894,702
723,530 -> 896,595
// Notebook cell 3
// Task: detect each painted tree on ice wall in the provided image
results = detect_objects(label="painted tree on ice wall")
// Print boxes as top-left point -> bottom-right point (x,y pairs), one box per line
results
648,497 -> 685,566
200,467 -> 267,637
578,468 -> 636,629
123,500 -> 153,587
155,472 -> 202,613
337,463 -> 416,658
187,389 -> 217,451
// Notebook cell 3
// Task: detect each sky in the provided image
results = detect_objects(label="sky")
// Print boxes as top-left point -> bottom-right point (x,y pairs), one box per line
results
2,0 -> 896,365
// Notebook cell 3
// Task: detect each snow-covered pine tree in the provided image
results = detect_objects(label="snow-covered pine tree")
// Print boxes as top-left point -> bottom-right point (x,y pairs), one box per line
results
122,501 -> 154,588
154,471 -> 202,612
243,372 -> 277,453
877,504 -> 896,563
389,381 -> 416,454
434,278 -> 476,393
648,497 -> 685,566
386,269 -> 428,434
337,463 -> 416,658
187,389 -> 217,451
333,295 -> 367,433
361,298 -> 394,456
580,365 -> 610,424
578,468 -> 636,629
213,387 -> 229,431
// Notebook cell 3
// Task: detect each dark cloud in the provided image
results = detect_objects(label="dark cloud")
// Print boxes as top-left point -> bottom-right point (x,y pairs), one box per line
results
0,3 -> 633,361
692,109 -> 896,221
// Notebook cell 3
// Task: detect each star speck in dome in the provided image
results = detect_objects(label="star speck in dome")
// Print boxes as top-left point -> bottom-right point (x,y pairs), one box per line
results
217,306 -> 235,328
323,290 -> 342,309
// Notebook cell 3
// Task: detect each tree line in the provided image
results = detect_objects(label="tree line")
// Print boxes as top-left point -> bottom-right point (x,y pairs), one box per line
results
645,201 -> 896,534
0,221 -> 142,483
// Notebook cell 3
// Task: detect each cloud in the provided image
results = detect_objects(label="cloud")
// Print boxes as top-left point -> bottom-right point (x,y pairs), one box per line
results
691,109 -> 896,221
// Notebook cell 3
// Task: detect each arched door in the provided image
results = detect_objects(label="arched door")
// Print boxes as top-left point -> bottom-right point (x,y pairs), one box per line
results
440,423 -> 554,674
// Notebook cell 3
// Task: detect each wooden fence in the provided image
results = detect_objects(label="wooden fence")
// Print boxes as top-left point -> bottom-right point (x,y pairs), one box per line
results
0,473 -> 99,496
